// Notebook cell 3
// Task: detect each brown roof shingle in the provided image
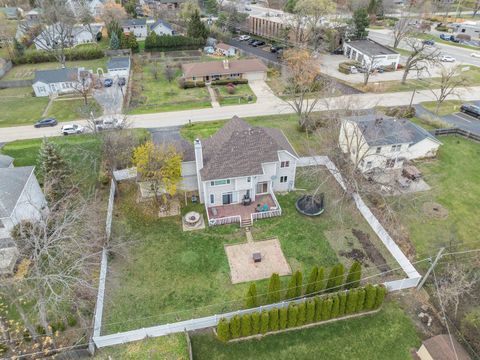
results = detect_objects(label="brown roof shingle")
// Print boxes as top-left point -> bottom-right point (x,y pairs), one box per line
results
421,335 -> 471,360
199,116 -> 297,180
182,59 -> 267,78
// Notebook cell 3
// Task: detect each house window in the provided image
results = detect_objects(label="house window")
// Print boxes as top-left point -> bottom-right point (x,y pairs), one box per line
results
280,176 -> 288,183
366,161 -> 372,169
210,194 -> 215,204
247,177 -> 251,182
391,145 -> 401,152
386,159 -> 395,168
210,179 -> 230,186
376,147 -> 381,154
280,161 -> 290,168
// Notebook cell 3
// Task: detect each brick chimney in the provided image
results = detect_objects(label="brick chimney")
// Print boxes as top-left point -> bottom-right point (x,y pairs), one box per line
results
223,59 -> 229,70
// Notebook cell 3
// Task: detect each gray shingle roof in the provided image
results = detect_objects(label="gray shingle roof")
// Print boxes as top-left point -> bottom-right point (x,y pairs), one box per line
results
122,18 -> 147,27
199,116 -> 297,180
150,19 -> 173,31
33,68 -> 78,84
0,166 -> 34,218
0,155 -> 14,168
346,39 -> 398,57
182,59 -> 267,78
346,114 -> 441,146
107,57 -> 130,70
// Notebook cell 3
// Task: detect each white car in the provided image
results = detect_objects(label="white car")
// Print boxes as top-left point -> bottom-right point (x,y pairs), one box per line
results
239,35 -> 250,41
471,52 -> 480,58
440,55 -> 455,62
61,124 -> 84,135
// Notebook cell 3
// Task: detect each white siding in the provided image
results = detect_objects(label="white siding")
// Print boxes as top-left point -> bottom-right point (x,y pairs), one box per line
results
244,71 -> 267,81
152,24 -> 174,36
404,138 -> 440,160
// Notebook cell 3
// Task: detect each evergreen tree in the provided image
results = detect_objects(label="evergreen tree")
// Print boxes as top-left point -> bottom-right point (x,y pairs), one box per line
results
245,283 -> 258,308
109,32 -> 120,50
321,297 -> 332,320
352,8 -> 370,39
127,34 -> 139,53
315,297 -> 323,321
286,273 -> 297,300
339,291 -> 347,316
145,32 -> 159,50
38,138 -> 71,204
364,284 -> 377,310
305,266 -> 318,295
269,308 -> 279,331
297,301 -> 306,326
284,0 -> 298,12
106,20 -> 122,39
217,318 -> 230,342
346,289 -> 358,314
331,294 -> 340,318
251,312 -> 261,334
356,288 -> 366,312
187,9 -> 208,40
241,314 -> 252,337
279,307 -> 288,329
230,315 -> 241,338
306,299 -> 315,323
334,264 -> 345,290
260,310 -> 269,334
345,261 -> 362,289
13,38 -> 25,56
287,303 -> 298,328
374,285 -> 387,309
315,267 -> 325,292
326,265 -> 338,292
295,271 -> 303,297
267,273 -> 281,303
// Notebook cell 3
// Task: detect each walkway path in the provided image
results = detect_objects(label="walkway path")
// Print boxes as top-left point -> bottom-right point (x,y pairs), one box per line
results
206,85 -> 220,108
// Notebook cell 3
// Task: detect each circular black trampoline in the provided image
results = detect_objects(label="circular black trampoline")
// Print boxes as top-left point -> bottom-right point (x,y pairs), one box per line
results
295,194 -> 325,216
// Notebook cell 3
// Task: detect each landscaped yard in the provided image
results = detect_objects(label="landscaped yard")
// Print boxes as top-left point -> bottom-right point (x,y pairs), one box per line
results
127,58 -> 212,114
392,136 -> 480,258
214,84 -> 257,106
190,301 -> 420,360
0,87 -> 49,127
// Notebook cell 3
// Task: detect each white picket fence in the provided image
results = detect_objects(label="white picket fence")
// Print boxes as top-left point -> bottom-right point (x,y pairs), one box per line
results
91,157 -> 422,349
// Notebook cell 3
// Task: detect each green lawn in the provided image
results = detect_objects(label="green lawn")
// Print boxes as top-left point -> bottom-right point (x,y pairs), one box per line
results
2,58 -> 108,81
420,100 -> 465,116
214,84 -> 257,106
127,60 -> 212,114
46,98 -> 102,121
190,301 -> 420,360
0,87 -> 49,127
94,333 -> 189,360
392,136 -> 480,257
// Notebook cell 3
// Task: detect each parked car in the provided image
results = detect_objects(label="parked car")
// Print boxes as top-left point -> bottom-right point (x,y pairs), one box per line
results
471,52 -> 480,58
244,6 -> 251,11
104,78 -> 113,87
450,37 -> 460,43
94,116 -> 125,131
239,35 -> 250,41
440,55 -> 455,62
422,39 -> 435,46
61,124 -> 84,135
247,38 -> 257,45
252,40 -> 265,47
34,118 -> 57,128
439,33 -> 452,41
270,45 -> 283,53
460,104 -> 480,118
118,77 -> 126,86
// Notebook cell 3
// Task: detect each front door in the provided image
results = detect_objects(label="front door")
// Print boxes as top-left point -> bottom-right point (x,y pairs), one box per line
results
256,182 -> 268,194
222,192 -> 233,205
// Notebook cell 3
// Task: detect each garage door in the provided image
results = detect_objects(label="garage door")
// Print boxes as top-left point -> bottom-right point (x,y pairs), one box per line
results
244,71 -> 266,81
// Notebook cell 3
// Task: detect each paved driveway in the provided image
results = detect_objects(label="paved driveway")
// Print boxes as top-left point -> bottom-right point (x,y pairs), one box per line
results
414,104 -> 480,135
249,80 -> 283,103
227,39 -> 279,63
149,126 -> 183,145
93,77 -> 126,115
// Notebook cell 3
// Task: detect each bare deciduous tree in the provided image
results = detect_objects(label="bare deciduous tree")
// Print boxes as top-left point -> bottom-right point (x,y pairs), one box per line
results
430,64 -> 467,115
150,61 -> 159,80
164,63 -> 176,83
401,37 -> 441,84
392,17 -> 412,49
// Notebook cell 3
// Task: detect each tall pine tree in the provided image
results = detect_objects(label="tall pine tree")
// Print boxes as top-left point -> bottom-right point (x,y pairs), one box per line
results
109,32 -> 120,50
187,9 -> 208,40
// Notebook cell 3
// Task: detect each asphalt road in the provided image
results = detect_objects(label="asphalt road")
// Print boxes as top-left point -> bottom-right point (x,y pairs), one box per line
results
415,103 -> 480,135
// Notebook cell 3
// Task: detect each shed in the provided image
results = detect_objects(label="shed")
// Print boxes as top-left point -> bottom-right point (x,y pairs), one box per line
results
107,57 -> 131,77
417,334 -> 471,360
343,39 -> 400,70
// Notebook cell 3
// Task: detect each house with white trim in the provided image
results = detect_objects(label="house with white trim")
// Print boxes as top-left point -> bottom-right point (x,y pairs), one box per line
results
343,39 -> 400,70
107,57 -> 131,77
148,19 -> 175,36
215,42 -> 237,57
32,67 -> 91,97
121,18 -> 148,39
33,24 -> 103,50
339,114 -> 442,173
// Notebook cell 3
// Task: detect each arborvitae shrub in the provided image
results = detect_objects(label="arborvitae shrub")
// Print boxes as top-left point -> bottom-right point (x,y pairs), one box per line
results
339,291 -> 347,316
345,261 -> 362,289
260,310 -> 269,334
245,283 -> 258,308
374,285 -> 387,309
279,307 -> 288,330
217,318 -> 230,342
315,297 -> 323,321
306,299 -> 316,323
241,314 -> 252,337
335,264 -> 345,289
230,315 -> 241,338
287,303 -> 298,328
323,297 -> 333,320
251,312 -> 261,334
295,271 -> 303,297
316,267 -> 325,292
267,273 -> 281,303
286,273 -> 297,300
356,288 -> 366,312
269,308 -> 279,331
364,284 -> 377,310
297,301 -> 307,326
325,266 -> 337,291
331,294 -> 340,318
346,289 -> 358,314
305,266 -> 318,295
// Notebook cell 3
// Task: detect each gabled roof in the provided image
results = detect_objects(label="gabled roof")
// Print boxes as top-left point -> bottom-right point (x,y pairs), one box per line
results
150,19 -> 173,31
107,57 -> 130,70
0,166 -> 34,218
0,154 -> 14,168
345,114 -> 441,147
182,58 -> 267,78
122,18 -> 147,27
199,116 -> 297,180
33,68 -> 78,84
345,39 -> 398,57
421,335 -> 471,360
216,42 -> 234,51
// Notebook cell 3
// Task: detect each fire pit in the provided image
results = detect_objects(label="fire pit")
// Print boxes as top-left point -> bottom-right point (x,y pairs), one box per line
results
252,252 -> 262,263
184,211 -> 201,226
295,194 -> 325,217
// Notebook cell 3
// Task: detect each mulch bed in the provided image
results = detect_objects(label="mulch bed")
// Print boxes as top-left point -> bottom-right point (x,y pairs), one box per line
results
352,229 -> 391,272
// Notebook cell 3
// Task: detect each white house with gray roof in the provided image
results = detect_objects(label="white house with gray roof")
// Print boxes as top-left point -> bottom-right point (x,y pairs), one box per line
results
149,19 -> 175,36
343,39 -> 400,70
33,23 -> 103,50
107,57 -> 131,77
32,67 -> 90,97
339,114 -> 442,172
121,18 -> 148,39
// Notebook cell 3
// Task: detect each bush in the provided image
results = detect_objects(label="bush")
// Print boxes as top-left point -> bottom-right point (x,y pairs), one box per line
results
321,297 -> 333,320
315,297 -> 323,321
306,299 -> 316,323
269,308 -> 279,331
297,301 -> 307,326
374,285 -> 387,309
461,308 -> 480,352
346,289 -> 358,314
211,78 -> 248,85
245,283 -> 258,308
435,25 -> 450,32
364,284 -> 377,310
338,61 -> 360,74
325,266 -> 337,291
331,294 -> 340,318
356,288 -> 366,312
144,33 -> 205,51
316,267 -> 325,292
345,261 -> 362,289
217,318 -> 230,341
286,273 -> 297,300
230,315 -> 241,338
13,47 -> 104,65
287,303 -> 298,328
338,291 -> 347,316
241,314 -> 252,337
260,310 -> 269,334
384,106 -> 416,118
305,266 -> 318,295
334,264 -> 344,290
226,84 -> 236,94
279,307 -> 288,330
267,273 -> 282,304
251,312 -> 261,334
178,78 -> 206,89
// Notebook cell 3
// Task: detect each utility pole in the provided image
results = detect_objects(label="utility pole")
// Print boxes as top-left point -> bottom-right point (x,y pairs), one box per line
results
417,247 -> 445,290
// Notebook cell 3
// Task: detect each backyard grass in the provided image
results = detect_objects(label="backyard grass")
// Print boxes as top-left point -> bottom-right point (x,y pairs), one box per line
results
392,136 -> 480,257
190,301 -> 421,360
214,84 -> 257,106
46,98 -> 102,121
127,59 -> 212,114
420,100 -> 465,116
94,333 -> 189,359
0,87 -> 49,127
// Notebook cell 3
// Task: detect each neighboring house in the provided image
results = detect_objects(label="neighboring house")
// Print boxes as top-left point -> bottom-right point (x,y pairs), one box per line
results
416,334 -> 471,360
343,39 -> 400,70
0,154 -> 14,168
181,58 -> 268,82
178,116 -> 298,226
121,18 -> 148,39
15,9 -> 42,42
0,6 -> 22,19
32,67 -> 91,97
151,0 -> 180,10
149,19 -> 174,36
25,8 -> 42,21
67,0 -> 105,17
215,42 -> 236,57
107,57 -> 131,77
0,166 -> 47,240
453,21 -> 480,40
339,114 -> 441,172
33,23 -> 103,50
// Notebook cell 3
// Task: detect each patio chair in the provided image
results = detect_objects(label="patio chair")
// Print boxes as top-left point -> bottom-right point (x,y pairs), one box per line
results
262,204 -> 269,212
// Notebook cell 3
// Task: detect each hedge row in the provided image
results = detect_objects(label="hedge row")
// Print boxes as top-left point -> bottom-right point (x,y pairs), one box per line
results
145,33 -> 205,51
12,47 -> 105,65
178,78 -> 206,89
338,61 -> 360,74
211,79 -> 248,86
218,284 -> 387,341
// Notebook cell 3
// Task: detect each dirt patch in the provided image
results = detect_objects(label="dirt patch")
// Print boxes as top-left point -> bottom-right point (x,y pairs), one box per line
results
422,202 -> 449,220
339,249 -> 369,265
352,229 -> 390,272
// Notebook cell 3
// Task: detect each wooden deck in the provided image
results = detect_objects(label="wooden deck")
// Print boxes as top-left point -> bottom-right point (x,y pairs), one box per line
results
208,194 -> 276,222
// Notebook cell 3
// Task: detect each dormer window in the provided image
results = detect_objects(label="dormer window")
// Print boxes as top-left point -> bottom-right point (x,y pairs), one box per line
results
376,147 -> 381,154
281,161 -> 290,168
